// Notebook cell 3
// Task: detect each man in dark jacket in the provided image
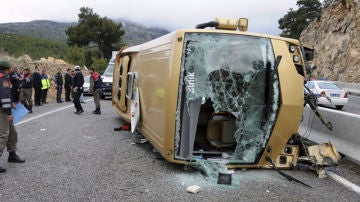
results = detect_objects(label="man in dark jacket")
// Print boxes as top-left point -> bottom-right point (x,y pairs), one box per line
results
64,68 -> 72,102
19,68 -> 33,113
89,68 -> 103,114
32,65 -> 42,106
54,68 -> 64,103
8,67 -> 21,104
72,66 -> 84,114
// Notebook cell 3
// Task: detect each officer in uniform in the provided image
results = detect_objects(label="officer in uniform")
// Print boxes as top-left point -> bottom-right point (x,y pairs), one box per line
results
72,66 -> 84,114
0,60 -> 25,173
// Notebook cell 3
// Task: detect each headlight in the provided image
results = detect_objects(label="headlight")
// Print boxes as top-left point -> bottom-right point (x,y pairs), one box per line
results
289,45 -> 296,53
293,55 -> 299,63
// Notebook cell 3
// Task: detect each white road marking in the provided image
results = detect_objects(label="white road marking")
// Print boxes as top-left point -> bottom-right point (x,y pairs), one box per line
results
15,99 -> 93,126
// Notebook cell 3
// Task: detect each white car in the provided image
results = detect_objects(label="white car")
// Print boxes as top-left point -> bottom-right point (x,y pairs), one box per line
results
305,80 -> 348,110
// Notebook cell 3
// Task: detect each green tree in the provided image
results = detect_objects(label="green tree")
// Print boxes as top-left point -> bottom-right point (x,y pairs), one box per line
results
91,57 -> 108,73
65,45 -> 85,66
278,0 -> 322,39
66,7 -> 125,59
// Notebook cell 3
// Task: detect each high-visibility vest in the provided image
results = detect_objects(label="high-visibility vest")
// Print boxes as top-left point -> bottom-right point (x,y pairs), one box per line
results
41,78 -> 50,90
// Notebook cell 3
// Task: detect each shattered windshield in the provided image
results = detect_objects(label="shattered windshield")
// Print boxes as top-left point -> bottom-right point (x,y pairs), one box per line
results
175,32 -> 280,164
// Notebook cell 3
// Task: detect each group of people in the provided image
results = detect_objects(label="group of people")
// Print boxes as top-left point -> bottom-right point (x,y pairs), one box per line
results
55,66 -> 103,115
8,65 -> 51,113
5,63 -> 103,115
0,60 -> 104,173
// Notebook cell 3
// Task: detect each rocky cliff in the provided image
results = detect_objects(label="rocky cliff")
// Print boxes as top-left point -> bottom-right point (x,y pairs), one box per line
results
300,0 -> 360,83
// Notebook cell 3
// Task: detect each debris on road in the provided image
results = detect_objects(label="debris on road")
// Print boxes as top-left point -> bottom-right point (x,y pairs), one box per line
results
114,125 -> 131,131
186,185 -> 201,194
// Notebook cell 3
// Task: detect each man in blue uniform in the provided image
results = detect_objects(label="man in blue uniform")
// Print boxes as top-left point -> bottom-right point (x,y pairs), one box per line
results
0,60 -> 25,173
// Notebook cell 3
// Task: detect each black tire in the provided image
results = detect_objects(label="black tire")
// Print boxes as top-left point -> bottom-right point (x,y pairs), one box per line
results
335,105 -> 344,110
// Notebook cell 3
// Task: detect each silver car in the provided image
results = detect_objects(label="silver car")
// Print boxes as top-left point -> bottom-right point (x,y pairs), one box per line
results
83,76 -> 92,95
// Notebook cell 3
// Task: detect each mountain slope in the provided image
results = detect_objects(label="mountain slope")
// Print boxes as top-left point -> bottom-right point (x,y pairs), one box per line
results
0,19 -> 169,46
0,20 -> 73,42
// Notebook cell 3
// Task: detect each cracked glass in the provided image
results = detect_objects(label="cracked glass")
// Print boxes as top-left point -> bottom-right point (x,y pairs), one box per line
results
175,32 -> 280,164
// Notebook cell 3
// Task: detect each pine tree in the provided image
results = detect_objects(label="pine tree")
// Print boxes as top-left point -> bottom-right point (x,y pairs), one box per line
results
278,0 -> 322,39
66,7 -> 125,59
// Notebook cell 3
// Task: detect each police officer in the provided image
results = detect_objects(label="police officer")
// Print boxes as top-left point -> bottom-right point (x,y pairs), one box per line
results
32,65 -> 43,106
41,69 -> 50,104
64,68 -> 72,102
54,68 -> 64,103
0,60 -> 25,173
73,66 -> 84,114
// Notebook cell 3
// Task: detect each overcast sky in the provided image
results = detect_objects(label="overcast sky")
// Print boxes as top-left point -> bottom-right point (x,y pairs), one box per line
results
0,0 -> 299,35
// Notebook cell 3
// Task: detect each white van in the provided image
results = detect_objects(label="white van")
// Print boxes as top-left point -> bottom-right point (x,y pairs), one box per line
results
101,51 -> 117,97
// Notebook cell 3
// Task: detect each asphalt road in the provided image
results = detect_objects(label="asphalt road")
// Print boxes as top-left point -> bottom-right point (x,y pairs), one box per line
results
320,94 -> 360,114
343,94 -> 360,114
1,99 -> 360,201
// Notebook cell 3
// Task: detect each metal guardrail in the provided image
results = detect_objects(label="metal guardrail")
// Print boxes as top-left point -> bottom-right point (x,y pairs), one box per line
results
299,106 -> 360,164
334,81 -> 360,96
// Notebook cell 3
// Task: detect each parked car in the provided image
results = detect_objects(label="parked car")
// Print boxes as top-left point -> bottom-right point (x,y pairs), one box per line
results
305,80 -> 348,110
83,76 -> 92,95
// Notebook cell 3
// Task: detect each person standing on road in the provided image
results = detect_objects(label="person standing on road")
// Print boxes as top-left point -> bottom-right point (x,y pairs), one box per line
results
54,68 -> 63,103
19,67 -> 33,113
72,66 -> 84,114
41,69 -> 50,104
64,68 -> 72,102
32,65 -> 43,106
8,66 -> 21,104
70,69 -> 75,101
0,60 -> 26,173
89,68 -> 103,114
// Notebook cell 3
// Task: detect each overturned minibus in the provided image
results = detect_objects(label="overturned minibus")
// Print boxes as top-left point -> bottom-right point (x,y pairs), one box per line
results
112,18 -> 334,169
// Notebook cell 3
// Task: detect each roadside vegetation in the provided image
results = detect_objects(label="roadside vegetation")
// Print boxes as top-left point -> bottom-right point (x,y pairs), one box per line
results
0,33 -> 69,60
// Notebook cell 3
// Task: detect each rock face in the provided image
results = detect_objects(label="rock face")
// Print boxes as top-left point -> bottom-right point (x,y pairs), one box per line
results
300,0 -> 360,83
